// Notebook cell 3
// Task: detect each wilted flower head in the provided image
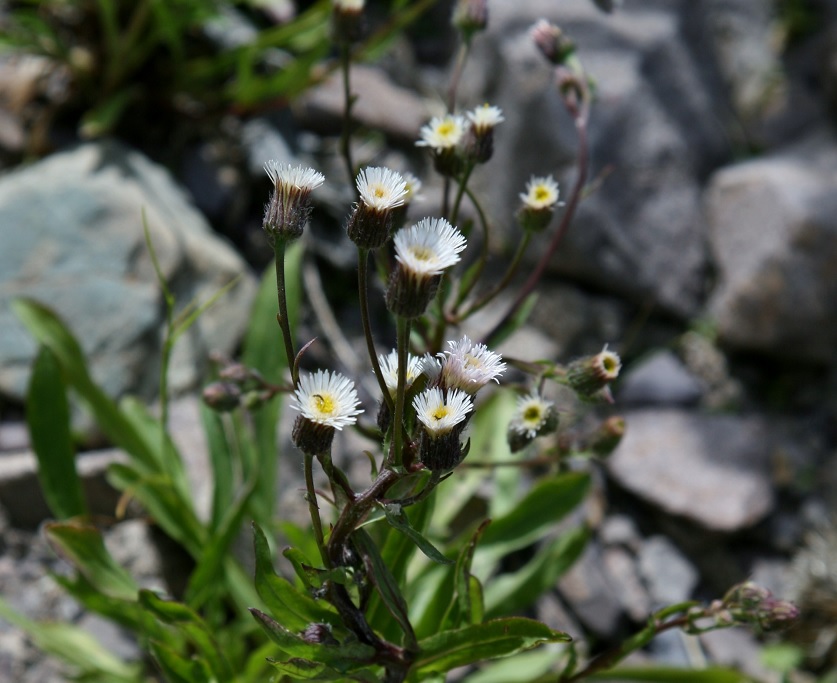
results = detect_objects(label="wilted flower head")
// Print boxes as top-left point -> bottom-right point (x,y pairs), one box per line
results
416,115 -> 467,151
347,167 -> 408,249
439,335 -> 506,393
467,104 -> 504,133
387,218 -> 467,318
413,387 -> 473,437
466,104 -> 504,163
262,161 -> 325,242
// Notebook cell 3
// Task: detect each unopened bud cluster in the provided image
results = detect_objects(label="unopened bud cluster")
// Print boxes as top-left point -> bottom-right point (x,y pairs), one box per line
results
203,359 -> 276,413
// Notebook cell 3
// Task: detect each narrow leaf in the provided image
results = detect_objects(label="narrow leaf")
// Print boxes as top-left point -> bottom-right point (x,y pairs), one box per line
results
353,529 -> 417,649
408,618 -> 570,681
44,521 -> 137,601
587,666 -> 753,682
379,503 -> 453,565
252,523 -> 341,632
149,640 -> 213,683
12,299 -> 160,471
27,345 -> 87,519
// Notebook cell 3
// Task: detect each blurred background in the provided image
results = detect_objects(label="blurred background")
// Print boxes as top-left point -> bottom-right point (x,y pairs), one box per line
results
1,0 -> 836,681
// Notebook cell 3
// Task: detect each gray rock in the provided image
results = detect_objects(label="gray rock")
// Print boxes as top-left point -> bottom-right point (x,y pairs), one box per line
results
558,540 -> 624,637
0,141 -> 257,402
608,409 -> 775,531
602,546 -> 651,621
294,65 -> 429,142
464,0 -> 726,316
637,535 -> 699,606
706,131 -> 837,362
617,350 -> 704,407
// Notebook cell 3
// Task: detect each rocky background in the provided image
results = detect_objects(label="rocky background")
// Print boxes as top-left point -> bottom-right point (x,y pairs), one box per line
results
1,0 -> 837,680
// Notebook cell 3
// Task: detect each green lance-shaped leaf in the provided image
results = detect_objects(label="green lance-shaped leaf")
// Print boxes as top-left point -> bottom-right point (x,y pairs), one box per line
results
139,590 -> 233,682
407,617 -> 571,681
379,502 -> 453,565
12,299 -> 160,472
475,472 -> 591,569
485,525 -> 589,619
44,521 -> 138,601
352,528 -> 418,650
250,608 -> 376,668
252,522 -> 341,632
148,640 -> 214,683
106,463 -> 205,558
441,519 -> 491,631
0,596 -> 140,682
26,345 -> 87,519
586,666 -> 755,682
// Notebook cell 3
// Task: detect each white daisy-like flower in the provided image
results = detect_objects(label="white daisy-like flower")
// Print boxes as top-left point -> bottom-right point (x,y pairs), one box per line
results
511,393 -> 556,439
264,161 -> 325,192
393,218 -> 467,277
440,335 -> 506,393
421,353 -> 442,383
378,350 -> 425,396
519,175 -> 561,210
467,104 -> 504,133
413,387 -> 473,437
402,172 -> 423,203
416,115 -> 467,151
292,369 -> 363,430
333,0 -> 364,10
593,344 -> 621,381
356,166 -> 408,211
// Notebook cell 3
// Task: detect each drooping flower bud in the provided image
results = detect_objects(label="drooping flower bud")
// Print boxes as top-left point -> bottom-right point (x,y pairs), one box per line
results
530,20 -> 576,66
566,346 -> 622,399
588,415 -> 625,457
331,0 -> 365,43
202,381 -> 242,412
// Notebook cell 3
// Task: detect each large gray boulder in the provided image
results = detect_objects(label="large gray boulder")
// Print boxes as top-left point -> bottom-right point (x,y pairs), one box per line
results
0,141 -> 257,401
462,0 -> 732,316
705,131 -> 837,362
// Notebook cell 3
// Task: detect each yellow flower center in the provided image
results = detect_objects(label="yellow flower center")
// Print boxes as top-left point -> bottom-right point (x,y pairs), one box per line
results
438,121 -> 456,137
465,353 -> 483,369
373,185 -> 386,198
432,405 -> 449,421
409,246 -> 434,262
313,393 -> 335,415
523,406 -> 542,422
534,186 -> 551,202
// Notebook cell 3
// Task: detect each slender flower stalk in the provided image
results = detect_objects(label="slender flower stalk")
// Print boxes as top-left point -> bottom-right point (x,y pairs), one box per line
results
390,316 -> 411,470
358,249 -> 393,412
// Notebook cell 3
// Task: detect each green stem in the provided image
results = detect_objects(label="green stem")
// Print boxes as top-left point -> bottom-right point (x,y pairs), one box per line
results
304,452 -> 330,568
450,161 -> 475,229
359,249 -> 394,412
273,240 -> 298,386
446,41 -> 470,113
391,316 -> 411,470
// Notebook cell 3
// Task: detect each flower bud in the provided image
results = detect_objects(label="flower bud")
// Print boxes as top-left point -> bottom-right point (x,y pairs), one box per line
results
263,162 -> 325,243
588,416 -> 625,457
566,346 -> 621,399
452,0 -> 488,42
465,104 -> 504,164
331,0 -> 365,43
530,20 -> 575,65
302,623 -> 338,645
202,381 -> 241,412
